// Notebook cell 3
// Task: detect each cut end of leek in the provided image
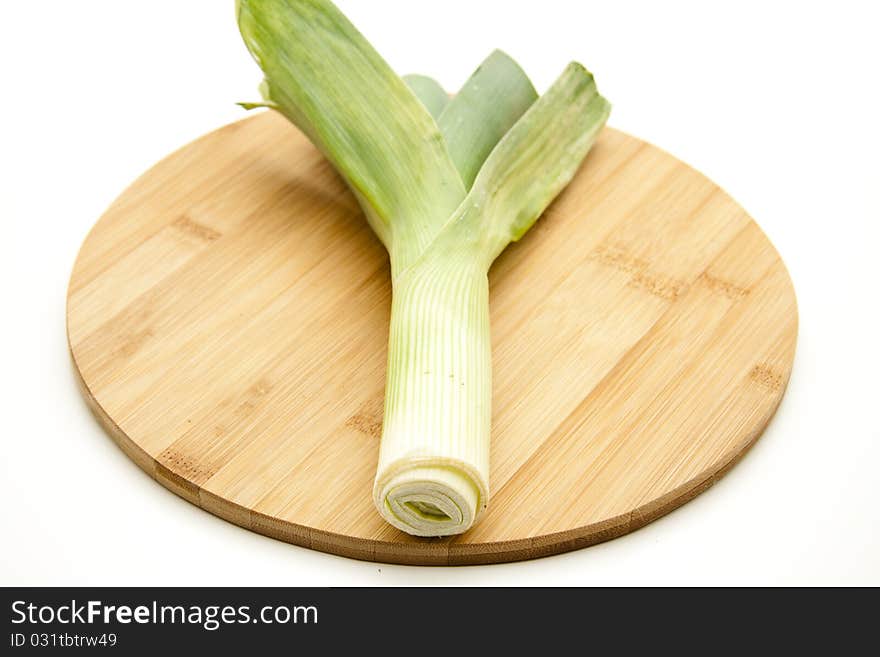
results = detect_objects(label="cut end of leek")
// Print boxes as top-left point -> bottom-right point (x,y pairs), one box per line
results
374,465 -> 486,537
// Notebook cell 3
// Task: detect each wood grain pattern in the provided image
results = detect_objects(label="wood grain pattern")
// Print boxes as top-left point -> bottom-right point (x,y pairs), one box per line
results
67,112 -> 798,564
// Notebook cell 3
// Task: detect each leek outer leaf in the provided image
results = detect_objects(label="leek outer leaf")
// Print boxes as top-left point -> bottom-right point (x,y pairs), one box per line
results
236,0 -> 611,537
404,74 -> 450,119
237,0 -> 466,271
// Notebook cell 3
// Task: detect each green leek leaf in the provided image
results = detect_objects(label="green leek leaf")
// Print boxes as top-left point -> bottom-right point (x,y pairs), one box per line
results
237,0 -> 466,261
439,50 -> 538,190
403,74 -> 449,119
451,62 -> 612,263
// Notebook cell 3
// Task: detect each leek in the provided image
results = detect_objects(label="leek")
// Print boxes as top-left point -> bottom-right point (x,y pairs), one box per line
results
237,0 -> 610,537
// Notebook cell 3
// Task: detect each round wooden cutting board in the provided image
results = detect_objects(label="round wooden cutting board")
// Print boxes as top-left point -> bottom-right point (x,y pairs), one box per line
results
67,112 -> 797,565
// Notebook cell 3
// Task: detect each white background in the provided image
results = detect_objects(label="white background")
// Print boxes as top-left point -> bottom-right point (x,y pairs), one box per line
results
2,1 -> 878,586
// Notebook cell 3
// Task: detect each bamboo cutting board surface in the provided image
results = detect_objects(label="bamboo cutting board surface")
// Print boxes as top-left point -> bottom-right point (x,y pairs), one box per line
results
67,112 -> 797,565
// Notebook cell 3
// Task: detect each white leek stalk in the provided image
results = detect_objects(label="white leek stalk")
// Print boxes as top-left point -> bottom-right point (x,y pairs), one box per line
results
237,0 -> 610,536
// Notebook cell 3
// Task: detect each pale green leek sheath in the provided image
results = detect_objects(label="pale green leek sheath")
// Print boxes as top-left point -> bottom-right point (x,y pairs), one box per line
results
237,0 -> 610,536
